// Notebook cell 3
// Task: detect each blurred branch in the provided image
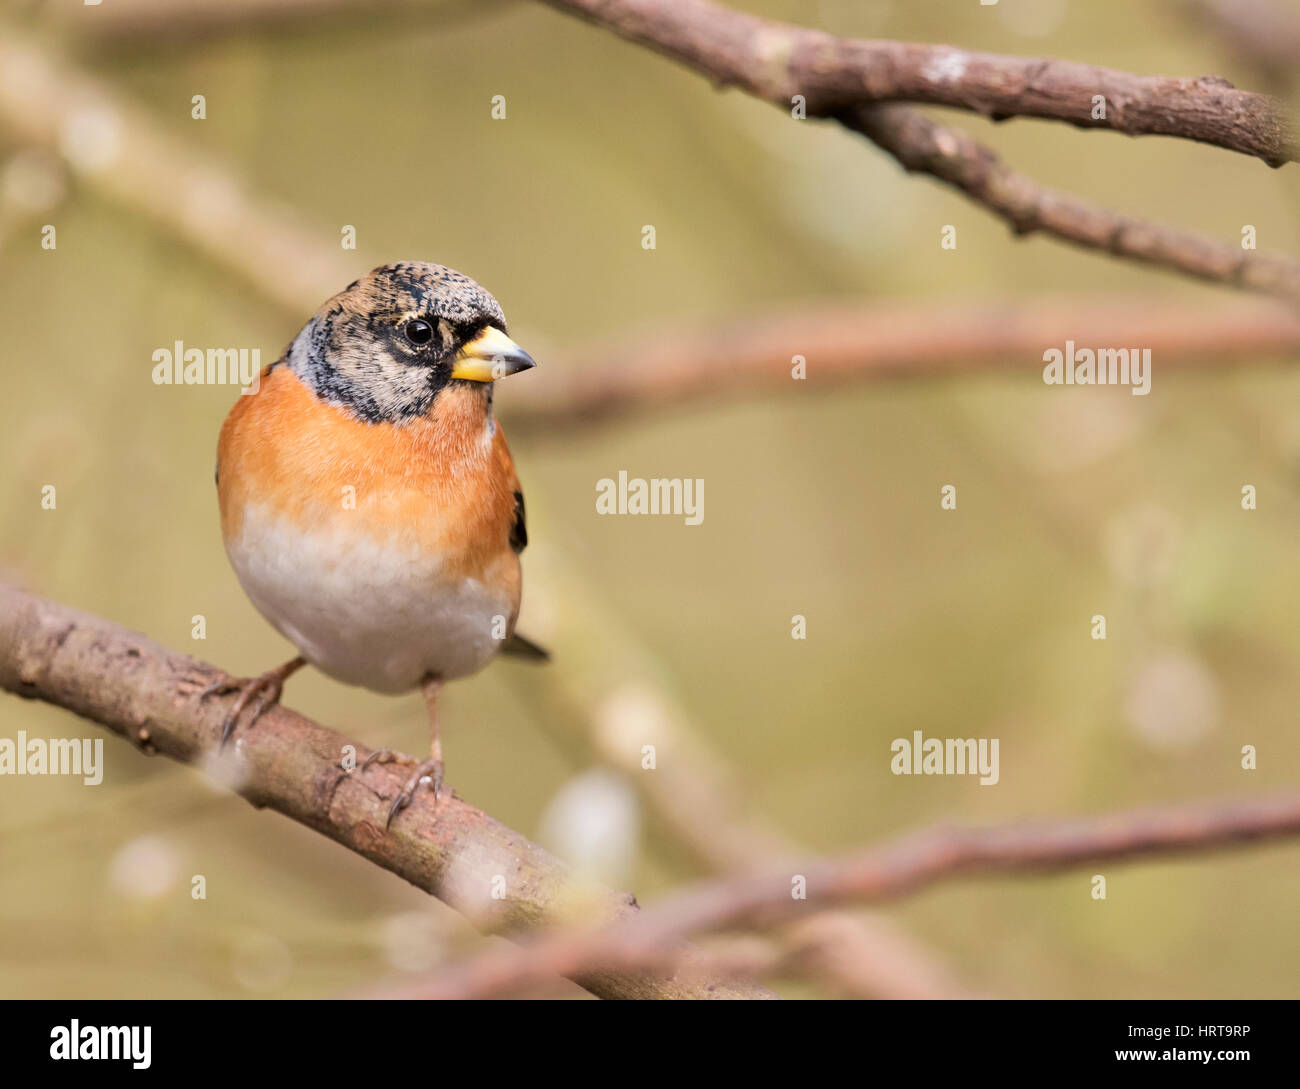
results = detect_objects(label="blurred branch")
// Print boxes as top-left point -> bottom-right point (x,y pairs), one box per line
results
503,557 -> 977,998
34,0 -> 515,45
508,296 -> 1300,432
535,0 -> 1300,304
0,27 -> 355,315
0,583 -> 778,1000
538,0 -> 1295,164
402,792 -> 1300,998
1183,0 -> 1300,94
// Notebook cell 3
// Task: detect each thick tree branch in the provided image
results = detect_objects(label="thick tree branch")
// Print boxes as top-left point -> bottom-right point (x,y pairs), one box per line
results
399,793 -> 1300,998
538,0 -> 1295,165
534,0 -> 1300,304
0,584 -> 777,1000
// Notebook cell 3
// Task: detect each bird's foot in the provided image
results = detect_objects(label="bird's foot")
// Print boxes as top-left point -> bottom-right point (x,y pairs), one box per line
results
360,750 -> 444,827
197,658 -> 302,746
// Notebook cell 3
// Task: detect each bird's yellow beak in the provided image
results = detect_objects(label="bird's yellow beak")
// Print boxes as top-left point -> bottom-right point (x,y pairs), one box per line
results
451,325 -> 537,382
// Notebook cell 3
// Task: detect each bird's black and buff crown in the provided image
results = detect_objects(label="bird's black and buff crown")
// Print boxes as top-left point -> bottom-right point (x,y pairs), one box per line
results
284,262 -> 509,423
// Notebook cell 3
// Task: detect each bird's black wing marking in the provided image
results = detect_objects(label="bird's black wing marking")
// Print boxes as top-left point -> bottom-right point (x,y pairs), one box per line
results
509,489 -> 527,553
504,489 -> 547,661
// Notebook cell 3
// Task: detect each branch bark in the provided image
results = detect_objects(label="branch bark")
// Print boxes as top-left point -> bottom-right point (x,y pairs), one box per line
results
399,793 -> 1300,998
0,583 -> 777,1000
845,104 -> 1300,304
538,0 -> 1295,165
534,0 -> 1300,304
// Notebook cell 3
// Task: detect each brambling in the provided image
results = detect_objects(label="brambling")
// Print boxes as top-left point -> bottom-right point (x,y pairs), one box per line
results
207,261 -> 546,824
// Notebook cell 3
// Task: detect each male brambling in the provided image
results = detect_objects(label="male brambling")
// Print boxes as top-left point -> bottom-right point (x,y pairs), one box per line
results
207,261 -> 546,824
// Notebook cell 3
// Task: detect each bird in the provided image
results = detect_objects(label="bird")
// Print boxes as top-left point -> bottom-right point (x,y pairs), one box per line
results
207,261 -> 547,825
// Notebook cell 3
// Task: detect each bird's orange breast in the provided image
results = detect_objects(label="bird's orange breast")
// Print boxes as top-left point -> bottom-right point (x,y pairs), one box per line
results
217,364 -> 522,587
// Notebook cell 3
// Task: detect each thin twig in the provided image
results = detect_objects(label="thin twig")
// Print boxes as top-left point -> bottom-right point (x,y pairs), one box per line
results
36,0 -> 515,44
846,104 -> 1300,304
506,296 -> 1300,432
1183,0 -> 1300,93
401,793 -> 1300,998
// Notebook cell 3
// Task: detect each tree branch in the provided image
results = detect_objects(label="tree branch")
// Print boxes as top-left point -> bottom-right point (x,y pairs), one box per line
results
0,28 -> 355,317
1184,0 -> 1300,93
397,793 -> 1300,998
36,0 -> 513,45
538,0 -> 1295,165
507,295 -> 1300,432
0,583 -> 777,1000
534,0 -> 1300,304
845,104 -> 1300,304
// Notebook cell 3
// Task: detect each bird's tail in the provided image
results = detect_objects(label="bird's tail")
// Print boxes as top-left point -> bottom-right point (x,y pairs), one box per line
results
501,632 -> 550,662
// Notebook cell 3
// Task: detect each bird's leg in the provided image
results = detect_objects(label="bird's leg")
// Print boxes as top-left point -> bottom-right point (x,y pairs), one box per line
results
198,656 -> 306,746
361,676 -> 445,828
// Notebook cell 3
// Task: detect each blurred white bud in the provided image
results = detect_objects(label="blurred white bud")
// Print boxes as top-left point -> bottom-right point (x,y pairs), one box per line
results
538,769 -> 641,886
1124,651 -> 1219,751
109,835 -> 181,901
193,738 -> 252,795
59,103 -> 123,173
597,683 -> 673,759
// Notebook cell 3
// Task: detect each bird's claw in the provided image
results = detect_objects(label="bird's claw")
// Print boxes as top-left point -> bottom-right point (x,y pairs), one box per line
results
199,670 -> 286,746
359,750 -> 444,828
387,758 -> 444,827
196,673 -> 238,700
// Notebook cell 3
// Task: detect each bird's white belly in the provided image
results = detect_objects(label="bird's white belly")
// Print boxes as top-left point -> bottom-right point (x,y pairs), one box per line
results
225,503 -> 512,693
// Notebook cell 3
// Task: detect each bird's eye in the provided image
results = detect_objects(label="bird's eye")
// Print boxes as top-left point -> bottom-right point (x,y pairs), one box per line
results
403,319 -> 435,346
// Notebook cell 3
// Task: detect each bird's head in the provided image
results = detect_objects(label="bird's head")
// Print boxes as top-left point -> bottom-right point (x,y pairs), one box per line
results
285,261 -> 536,423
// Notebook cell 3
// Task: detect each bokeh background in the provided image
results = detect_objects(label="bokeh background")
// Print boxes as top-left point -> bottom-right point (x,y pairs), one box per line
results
2,0 -> 1300,998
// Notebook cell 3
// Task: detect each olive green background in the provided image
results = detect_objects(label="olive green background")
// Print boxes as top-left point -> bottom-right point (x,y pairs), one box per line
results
2,0 -> 1299,998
